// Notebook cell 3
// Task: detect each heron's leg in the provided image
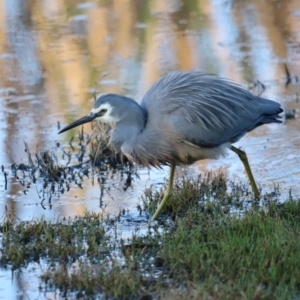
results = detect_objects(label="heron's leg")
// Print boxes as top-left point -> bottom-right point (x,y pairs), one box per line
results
230,145 -> 260,198
152,164 -> 176,220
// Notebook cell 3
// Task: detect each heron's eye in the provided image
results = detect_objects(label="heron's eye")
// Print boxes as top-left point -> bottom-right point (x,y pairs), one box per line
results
100,108 -> 107,114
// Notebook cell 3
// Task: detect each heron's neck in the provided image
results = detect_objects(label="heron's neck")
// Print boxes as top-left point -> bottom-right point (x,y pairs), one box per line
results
110,103 -> 147,152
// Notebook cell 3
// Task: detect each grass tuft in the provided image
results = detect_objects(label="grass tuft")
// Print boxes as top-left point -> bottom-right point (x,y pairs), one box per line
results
1,173 -> 300,299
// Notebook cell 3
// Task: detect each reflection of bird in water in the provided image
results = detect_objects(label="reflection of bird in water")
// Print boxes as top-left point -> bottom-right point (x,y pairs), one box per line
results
59,71 -> 283,220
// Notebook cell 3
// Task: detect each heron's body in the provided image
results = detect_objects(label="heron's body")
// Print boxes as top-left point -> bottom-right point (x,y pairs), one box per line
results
59,71 -> 283,220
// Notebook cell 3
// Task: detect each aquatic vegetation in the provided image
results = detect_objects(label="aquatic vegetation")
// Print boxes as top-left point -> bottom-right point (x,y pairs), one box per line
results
1,174 -> 300,299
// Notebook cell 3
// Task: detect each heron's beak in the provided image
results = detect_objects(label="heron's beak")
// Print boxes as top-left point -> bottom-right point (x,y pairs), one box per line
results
58,113 -> 97,134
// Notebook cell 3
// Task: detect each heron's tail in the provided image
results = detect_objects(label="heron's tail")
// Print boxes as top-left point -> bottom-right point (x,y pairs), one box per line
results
259,98 -> 283,124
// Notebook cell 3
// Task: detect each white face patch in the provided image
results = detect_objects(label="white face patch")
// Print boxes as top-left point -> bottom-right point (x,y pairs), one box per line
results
91,103 -> 118,124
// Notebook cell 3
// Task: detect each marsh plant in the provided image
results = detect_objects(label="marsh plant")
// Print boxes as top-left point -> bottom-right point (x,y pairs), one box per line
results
1,174 -> 300,299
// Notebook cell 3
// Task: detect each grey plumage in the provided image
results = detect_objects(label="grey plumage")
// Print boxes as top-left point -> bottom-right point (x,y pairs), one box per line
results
59,71 -> 283,220
141,72 -> 281,148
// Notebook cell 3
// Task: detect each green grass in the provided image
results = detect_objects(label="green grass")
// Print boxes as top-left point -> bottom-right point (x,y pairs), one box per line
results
158,202 -> 300,299
1,173 -> 300,299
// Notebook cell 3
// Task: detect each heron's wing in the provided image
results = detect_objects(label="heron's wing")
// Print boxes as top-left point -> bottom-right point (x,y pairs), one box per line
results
141,72 -> 282,147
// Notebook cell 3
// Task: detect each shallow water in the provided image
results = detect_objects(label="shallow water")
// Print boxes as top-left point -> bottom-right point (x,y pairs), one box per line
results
0,0 -> 300,296
1,0 -> 300,221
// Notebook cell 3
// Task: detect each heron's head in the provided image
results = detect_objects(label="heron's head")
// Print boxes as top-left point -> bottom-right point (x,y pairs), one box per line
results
59,94 -> 125,133
58,94 -> 138,134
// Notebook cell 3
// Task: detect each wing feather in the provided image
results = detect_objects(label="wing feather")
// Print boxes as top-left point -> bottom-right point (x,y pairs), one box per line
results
141,72 -> 282,147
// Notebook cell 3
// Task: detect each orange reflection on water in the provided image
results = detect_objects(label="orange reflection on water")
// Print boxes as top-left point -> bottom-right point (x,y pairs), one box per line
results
0,0 -> 299,221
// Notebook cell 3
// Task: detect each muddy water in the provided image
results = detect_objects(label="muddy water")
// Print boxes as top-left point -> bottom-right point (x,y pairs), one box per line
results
0,0 -> 299,224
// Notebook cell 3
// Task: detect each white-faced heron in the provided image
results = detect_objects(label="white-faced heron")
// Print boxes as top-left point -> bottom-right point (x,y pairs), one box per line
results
59,71 -> 283,220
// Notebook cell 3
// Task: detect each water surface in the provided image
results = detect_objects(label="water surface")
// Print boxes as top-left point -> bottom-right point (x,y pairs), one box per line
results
0,0 -> 300,295
0,0 -> 300,221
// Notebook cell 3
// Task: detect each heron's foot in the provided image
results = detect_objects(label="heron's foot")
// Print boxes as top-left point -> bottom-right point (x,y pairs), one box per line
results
151,188 -> 172,220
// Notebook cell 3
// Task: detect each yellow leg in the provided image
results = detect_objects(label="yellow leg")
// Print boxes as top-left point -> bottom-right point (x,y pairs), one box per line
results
152,164 -> 176,220
230,145 -> 260,198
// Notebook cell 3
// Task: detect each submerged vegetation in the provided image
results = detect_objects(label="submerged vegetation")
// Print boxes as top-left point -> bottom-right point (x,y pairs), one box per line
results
1,173 -> 300,299
7,122 -> 135,205
2,116 -> 300,299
